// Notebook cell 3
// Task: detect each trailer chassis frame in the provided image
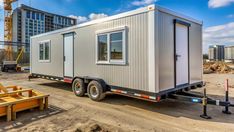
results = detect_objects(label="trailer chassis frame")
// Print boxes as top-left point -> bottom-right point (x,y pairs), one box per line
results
29,73 -> 234,119
169,83 -> 234,119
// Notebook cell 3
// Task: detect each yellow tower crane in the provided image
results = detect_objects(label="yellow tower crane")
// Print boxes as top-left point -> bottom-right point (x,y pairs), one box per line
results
2,0 -> 32,72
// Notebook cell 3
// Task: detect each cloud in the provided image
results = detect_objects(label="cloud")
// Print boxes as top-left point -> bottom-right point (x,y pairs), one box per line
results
68,15 -> 88,24
88,13 -> 108,20
203,22 -> 234,52
68,13 -> 108,24
208,0 -> 234,8
132,0 -> 157,6
0,0 -> 3,9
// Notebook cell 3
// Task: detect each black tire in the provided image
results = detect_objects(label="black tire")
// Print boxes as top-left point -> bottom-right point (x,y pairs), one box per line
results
87,81 -> 106,101
2,67 -> 7,72
72,78 -> 86,97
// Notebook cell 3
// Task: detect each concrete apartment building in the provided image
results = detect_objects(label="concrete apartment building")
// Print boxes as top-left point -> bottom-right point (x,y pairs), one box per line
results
224,46 -> 234,62
208,45 -> 225,61
12,4 -> 77,52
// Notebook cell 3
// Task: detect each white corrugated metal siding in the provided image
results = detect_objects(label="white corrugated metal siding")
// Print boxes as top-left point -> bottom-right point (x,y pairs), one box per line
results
74,13 -> 149,91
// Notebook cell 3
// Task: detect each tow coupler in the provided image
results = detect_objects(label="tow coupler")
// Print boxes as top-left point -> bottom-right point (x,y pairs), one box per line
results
169,79 -> 234,119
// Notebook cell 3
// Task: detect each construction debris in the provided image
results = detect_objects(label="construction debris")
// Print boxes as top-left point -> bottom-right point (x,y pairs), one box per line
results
203,62 -> 234,74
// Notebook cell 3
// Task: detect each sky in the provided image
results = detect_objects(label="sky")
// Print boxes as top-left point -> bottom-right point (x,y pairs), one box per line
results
0,0 -> 234,53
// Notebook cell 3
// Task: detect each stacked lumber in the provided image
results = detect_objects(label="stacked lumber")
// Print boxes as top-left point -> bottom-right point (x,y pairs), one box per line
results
0,83 -> 49,121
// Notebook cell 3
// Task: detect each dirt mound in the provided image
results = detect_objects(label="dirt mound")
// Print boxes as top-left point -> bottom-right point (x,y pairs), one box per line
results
75,121 -> 120,132
203,62 -> 234,74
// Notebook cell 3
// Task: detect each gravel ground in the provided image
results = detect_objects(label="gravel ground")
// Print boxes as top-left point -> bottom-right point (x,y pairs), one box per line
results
0,72 -> 234,132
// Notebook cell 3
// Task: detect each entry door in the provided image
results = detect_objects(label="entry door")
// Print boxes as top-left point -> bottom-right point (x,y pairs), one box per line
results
64,33 -> 74,77
175,23 -> 189,86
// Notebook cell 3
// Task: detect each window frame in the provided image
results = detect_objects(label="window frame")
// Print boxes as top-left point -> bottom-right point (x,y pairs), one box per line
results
96,26 -> 127,65
38,40 -> 51,63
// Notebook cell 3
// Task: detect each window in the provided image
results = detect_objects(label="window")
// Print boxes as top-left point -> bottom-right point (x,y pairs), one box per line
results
96,27 -> 126,65
110,32 -> 123,60
26,11 -> 30,18
39,40 -> 50,62
70,20 -> 74,25
32,12 -> 35,19
36,13 -> 40,20
98,35 -> 108,61
65,19 -> 67,25
58,17 -> 61,24
41,14 -> 44,21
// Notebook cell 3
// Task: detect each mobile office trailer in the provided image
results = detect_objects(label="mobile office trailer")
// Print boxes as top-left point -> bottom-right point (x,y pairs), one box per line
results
30,4 -> 203,101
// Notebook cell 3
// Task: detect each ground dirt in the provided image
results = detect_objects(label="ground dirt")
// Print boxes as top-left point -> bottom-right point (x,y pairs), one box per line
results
0,72 -> 234,132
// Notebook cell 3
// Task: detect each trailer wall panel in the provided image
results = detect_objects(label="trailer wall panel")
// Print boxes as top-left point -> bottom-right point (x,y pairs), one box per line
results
189,22 -> 203,84
158,11 -> 175,92
74,13 -> 149,91
158,11 -> 202,92
31,33 -> 64,77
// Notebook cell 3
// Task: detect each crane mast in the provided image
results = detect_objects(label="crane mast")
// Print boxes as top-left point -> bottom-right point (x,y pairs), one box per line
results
4,0 -> 17,61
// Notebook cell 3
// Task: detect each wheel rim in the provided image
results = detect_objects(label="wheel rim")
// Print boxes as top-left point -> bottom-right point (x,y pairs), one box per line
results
90,85 -> 99,98
74,82 -> 81,94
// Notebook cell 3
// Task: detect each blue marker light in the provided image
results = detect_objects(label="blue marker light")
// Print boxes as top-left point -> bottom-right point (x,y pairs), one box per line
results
192,98 -> 199,103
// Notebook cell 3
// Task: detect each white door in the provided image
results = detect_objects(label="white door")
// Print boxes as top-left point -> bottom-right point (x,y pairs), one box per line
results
64,33 -> 74,77
176,23 -> 189,86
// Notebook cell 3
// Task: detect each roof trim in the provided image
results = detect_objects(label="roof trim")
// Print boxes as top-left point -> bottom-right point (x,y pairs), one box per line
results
31,4 -> 202,39
156,5 -> 202,25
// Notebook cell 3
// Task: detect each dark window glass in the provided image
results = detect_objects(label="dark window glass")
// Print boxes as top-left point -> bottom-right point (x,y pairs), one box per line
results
26,11 -> 30,18
110,32 -> 123,60
45,42 -> 50,60
36,13 -> 40,20
32,12 -> 35,19
98,35 -> 108,61
39,44 -> 44,60
58,17 -> 61,24
41,14 -> 44,21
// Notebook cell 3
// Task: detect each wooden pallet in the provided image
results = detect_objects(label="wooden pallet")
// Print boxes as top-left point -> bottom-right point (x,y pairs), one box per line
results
0,83 -> 49,121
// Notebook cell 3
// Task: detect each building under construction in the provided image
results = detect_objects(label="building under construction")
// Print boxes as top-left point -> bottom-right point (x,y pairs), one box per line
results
12,4 -> 77,52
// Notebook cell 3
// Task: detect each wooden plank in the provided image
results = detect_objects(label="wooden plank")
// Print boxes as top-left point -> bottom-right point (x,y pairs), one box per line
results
0,89 -> 33,98
0,83 -> 8,94
12,100 -> 39,112
45,97 -> 49,109
0,94 -> 49,106
7,105 -> 11,122
0,106 -> 7,117
29,90 -> 33,97
39,99 -> 44,111
11,104 -> 16,121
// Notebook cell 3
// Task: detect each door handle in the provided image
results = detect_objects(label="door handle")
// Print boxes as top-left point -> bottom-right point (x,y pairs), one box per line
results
175,54 -> 181,61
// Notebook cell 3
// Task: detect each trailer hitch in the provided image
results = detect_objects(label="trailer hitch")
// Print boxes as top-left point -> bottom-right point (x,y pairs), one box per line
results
169,79 -> 234,119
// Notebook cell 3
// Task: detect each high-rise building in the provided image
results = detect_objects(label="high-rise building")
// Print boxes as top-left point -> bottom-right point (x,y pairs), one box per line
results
224,46 -> 234,62
12,4 -> 77,52
208,45 -> 225,61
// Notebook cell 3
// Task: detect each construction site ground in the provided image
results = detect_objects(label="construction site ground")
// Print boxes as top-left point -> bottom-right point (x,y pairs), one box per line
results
0,72 -> 234,132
